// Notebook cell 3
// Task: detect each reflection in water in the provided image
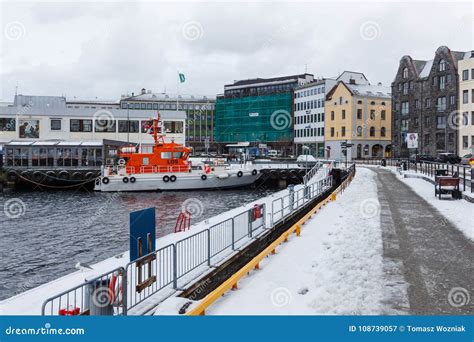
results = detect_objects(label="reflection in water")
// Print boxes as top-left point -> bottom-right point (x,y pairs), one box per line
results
0,188 -> 274,300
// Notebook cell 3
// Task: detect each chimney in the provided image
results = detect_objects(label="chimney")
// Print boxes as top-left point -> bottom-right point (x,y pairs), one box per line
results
377,82 -> 382,86
141,88 -> 146,95
349,78 -> 356,85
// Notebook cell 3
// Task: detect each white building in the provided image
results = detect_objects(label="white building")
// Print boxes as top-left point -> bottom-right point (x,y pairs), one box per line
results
458,52 -> 474,157
0,94 -> 186,146
294,79 -> 336,157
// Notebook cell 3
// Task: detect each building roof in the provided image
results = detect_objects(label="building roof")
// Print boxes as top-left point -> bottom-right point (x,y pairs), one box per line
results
224,73 -> 314,89
295,78 -> 332,91
123,91 -> 215,102
346,83 -> 391,98
326,81 -> 391,100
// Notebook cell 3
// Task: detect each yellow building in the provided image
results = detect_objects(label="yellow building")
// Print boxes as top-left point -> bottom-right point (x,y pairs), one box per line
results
324,73 -> 392,160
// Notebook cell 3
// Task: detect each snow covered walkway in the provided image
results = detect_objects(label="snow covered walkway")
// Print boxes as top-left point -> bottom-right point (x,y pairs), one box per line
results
373,168 -> 473,315
207,167 -> 473,315
209,167 -> 388,315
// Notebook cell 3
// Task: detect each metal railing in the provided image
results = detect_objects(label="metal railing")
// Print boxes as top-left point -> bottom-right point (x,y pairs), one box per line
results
272,177 -> 333,226
124,205 -> 266,312
42,267 -> 127,316
42,164 -> 353,316
355,158 -> 473,193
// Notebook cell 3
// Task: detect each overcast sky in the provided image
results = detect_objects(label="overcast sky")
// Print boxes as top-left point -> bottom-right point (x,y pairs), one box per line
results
0,0 -> 472,101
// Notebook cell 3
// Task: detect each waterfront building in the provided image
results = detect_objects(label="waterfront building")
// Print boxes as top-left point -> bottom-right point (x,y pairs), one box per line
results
214,74 -> 314,156
391,46 -> 468,158
120,89 -> 215,152
324,72 -> 392,161
457,52 -> 474,157
0,94 -> 186,147
294,79 -> 336,157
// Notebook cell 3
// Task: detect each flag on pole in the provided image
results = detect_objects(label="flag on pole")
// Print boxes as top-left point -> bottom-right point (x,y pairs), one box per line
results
178,73 -> 185,83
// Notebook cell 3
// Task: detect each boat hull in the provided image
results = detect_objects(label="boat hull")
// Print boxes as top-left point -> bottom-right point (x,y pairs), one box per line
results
94,169 -> 261,192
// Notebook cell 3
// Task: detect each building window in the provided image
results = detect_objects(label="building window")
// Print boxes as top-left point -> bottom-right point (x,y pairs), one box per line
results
472,89 -> 474,103
463,136 -> 469,148
414,117 -> 419,127
401,119 -> 408,132
439,75 -> 445,89
381,110 -> 386,120
403,83 -> 408,95
70,119 -> 92,132
463,90 -> 468,104
330,127 -> 334,137
95,119 -> 116,132
118,120 -> 139,133
472,111 -> 474,125
437,97 -> 446,112
357,109 -> 362,119
415,100 -> 420,109
403,67 -> 408,78
462,70 -> 469,81
425,98 -> 431,108
450,95 -> 455,105
50,119 -> 61,131
381,127 -> 386,137
121,103 -> 128,109
0,118 -> 16,131
357,100 -> 362,105
341,126 -> 346,137
401,101 -> 409,115
153,103 -> 158,110
425,134 -> 430,145
342,110 -> 346,120
439,59 -> 446,71
370,110 -> 376,120
369,126 -> 375,137
436,116 -> 446,129
164,121 -> 184,133
331,111 -> 335,120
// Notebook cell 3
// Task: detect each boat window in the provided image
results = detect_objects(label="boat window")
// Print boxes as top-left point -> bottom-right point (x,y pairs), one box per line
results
161,152 -> 172,159
173,152 -> 183,158
143,157 -> 149,165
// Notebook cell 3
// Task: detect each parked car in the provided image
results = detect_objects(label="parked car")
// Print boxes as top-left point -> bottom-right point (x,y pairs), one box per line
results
436,153 -> 461,164
409,154 -> 435,163
460,153 -> 473,165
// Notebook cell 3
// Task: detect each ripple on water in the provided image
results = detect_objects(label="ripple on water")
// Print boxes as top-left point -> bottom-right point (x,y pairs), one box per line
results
0,188 -> 275,300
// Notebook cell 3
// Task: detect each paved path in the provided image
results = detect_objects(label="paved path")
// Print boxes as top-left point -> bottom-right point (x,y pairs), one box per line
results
372,168 -> 473,315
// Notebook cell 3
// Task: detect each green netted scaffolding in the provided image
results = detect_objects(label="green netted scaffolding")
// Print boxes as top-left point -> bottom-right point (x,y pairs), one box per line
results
214,93 -> 293,143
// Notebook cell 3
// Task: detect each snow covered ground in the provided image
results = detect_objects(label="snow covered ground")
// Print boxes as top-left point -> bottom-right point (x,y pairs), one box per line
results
208,168 -> 386,315
0,164 -> 334,315
362,164 -> 473,241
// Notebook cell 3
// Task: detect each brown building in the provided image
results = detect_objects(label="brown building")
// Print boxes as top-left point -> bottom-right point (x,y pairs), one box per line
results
391,46 -> 469,158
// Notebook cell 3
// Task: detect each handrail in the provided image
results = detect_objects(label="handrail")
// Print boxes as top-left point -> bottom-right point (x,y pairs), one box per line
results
41,164 -> 355,316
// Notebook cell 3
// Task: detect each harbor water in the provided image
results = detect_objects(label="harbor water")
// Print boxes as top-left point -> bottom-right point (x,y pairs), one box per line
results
0,188 -> 275,301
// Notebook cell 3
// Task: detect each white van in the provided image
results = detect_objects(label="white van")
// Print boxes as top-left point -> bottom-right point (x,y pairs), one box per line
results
268,150 -> 279,157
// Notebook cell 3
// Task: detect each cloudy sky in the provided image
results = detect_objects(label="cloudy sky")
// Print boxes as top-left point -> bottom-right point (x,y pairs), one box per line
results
0,0 -> 472,101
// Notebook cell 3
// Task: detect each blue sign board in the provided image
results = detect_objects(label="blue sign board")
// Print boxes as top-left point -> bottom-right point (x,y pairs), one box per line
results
129,207 -> 156,262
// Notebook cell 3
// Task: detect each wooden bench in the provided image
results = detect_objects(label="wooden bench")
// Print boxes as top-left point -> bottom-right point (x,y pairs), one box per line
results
435,176 -> 460,200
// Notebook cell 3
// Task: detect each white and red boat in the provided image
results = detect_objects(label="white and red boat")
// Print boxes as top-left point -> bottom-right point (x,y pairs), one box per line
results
94,114 -> 261,192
